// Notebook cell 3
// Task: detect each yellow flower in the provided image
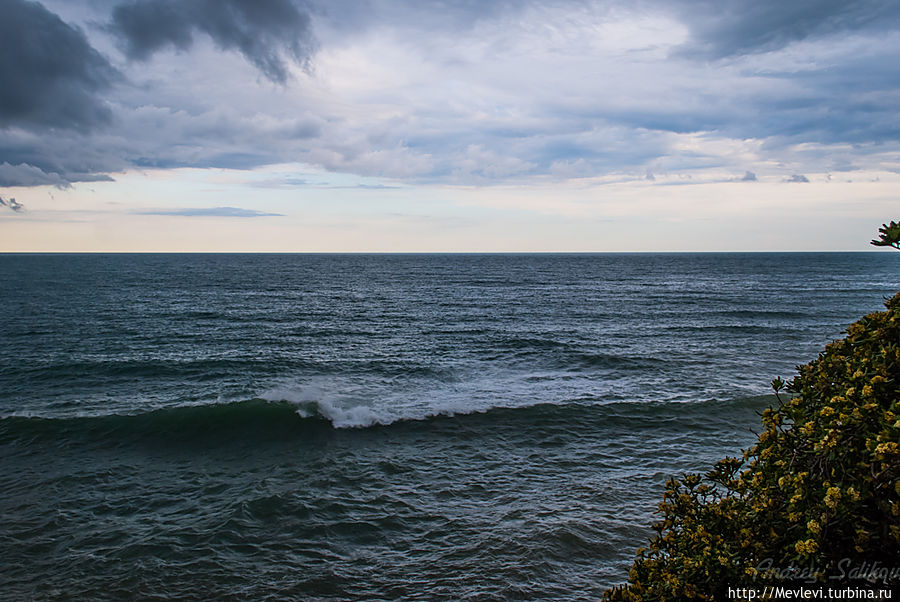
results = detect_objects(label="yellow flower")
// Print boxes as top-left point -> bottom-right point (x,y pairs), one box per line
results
872,375 -> 886,385
852,369 -> 865,379
875,442 -> 899,456
862,385 -> 874,398
825,487 -> 841,509
820,406 -> 835,417
846,387 -> 857,398
795,539 -> 818,555
847,323 -> 864,336
807,519 -> 821,534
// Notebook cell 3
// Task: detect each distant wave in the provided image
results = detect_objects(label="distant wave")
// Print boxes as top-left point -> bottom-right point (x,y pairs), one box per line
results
0,395 -> 775,447
7,357 -> 456,381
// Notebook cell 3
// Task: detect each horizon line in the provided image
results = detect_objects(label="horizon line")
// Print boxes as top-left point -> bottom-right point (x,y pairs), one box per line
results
0,250 -> 890,255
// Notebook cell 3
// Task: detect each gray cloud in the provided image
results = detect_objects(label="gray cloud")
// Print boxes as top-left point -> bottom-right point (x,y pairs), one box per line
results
676,0 -> 900,58
0,159 -> 115,188
248,177 -> 310,188
785,174 -> 810,183
0,127 -> 127,186
313,0 -> 900,61
3,0 -> 900,192
0,195 -> 25,212
136,206 -> 284,217
0,0 -> 116,131
741,171 -> 758,181
110,0 -> 316,83
0,161 -> 69,187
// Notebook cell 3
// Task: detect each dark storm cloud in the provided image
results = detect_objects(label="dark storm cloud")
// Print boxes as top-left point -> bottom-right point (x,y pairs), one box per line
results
136,206 -> 284,217
110,0 -> 316,83
0,161 -> 69,187
0,0 -> 117,131
677,0 -> 900,58
0,127 -> 126,187
0,159 -> 116,186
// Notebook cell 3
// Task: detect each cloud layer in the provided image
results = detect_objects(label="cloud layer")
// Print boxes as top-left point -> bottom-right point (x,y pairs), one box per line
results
1,0 -> 899,190
0,0 -> 116,131
135,206 -> 283,217
110,0 -> 316,83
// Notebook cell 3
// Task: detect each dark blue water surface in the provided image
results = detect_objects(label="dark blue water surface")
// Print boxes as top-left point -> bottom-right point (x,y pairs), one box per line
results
1,253 -> 897,599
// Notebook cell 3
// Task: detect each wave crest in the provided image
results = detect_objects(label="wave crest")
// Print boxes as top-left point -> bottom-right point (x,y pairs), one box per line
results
0,395 -> 775,449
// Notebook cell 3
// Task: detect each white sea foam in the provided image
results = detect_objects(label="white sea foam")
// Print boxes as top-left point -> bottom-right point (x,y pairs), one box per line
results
259,382 -> 389,428
257,375 -> 530,429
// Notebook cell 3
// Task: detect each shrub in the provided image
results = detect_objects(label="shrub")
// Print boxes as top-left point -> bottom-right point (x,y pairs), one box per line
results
605,292 -> 900,600
871,221 -> 900,250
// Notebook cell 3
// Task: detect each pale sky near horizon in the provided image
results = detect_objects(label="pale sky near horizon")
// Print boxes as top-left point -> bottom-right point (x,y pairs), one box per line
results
1,0 -> 898,252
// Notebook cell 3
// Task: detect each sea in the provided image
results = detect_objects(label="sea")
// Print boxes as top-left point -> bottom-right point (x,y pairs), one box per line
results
1,252 -> 897,600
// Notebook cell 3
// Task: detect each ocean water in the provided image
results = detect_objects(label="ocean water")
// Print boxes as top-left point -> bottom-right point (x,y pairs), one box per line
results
1,252 -> 897,600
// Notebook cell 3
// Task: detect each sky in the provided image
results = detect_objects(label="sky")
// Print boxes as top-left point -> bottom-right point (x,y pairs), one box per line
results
0,0 -> 898,252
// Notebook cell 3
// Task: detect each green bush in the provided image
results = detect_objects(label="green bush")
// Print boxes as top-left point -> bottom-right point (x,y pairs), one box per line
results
605,292 -> 900,600
871,221 -> 900,250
